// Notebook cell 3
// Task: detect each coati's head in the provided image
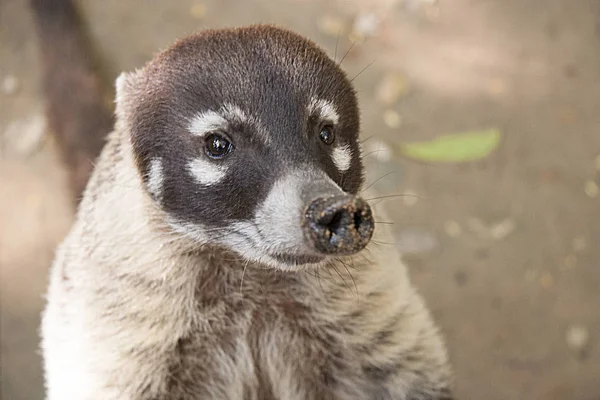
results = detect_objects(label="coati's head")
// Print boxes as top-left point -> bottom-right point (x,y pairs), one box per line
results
116,25 -> 374,269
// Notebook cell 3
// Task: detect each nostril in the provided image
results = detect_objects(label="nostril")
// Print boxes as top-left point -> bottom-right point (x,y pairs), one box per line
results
326,211 -> 345,236
353,211 -> 363,231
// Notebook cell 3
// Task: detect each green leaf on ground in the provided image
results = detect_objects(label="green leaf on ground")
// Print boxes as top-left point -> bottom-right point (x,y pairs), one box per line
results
398,128 -> 501,163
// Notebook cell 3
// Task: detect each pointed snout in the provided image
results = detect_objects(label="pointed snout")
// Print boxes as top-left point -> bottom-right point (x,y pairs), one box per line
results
303,195 -> 374,255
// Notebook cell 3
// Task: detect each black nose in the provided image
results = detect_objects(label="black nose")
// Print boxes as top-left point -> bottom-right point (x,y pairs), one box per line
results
303,195 -> 375,255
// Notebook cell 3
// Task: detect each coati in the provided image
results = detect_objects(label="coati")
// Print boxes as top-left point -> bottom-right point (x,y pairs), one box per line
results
32,2 -> 454,399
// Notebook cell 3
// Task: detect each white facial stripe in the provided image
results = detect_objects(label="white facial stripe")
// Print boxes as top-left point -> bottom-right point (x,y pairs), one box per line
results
187,158 -> 227,186
146,158 -> 164,198
217,227 -> 293,269
309,98 -> 340,124
332,144 -> 352,172
188,110 -> 228,137
187,104 -> 269,143
251,169 -> 344,254
254,173 -> 305,250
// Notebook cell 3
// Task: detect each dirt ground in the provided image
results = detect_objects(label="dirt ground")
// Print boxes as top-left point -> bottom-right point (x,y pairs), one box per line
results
1,0 -> 599,399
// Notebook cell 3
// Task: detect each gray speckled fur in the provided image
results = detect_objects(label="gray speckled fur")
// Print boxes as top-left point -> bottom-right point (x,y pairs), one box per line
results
41,25 -> 454,400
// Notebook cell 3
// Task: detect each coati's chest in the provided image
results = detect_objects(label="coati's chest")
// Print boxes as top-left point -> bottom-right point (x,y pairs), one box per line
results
47,245 -> 451,400
157,300 -> 387,400
111,262 -> 441,400
50,233 -> 449,400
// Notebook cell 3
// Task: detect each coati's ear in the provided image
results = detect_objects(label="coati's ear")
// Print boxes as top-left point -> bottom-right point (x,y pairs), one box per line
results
114,70 -> 142,131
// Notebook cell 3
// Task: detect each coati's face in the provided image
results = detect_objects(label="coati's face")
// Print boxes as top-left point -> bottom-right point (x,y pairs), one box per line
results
117,25 -> 374,269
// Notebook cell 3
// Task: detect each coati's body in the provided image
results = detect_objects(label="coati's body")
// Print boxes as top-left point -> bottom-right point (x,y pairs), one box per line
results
44,134 -> 451,399
39,21 -> 454,400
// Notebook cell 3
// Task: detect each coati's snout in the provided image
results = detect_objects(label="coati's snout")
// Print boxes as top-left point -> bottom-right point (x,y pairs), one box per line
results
304,195 -> 374,255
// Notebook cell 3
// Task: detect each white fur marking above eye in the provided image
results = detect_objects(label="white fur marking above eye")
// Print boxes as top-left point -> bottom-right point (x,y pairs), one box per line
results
221,103 -> 248,122
332,144 -> 352,172
222,103 -> 270,143
187,158 -> 227,186
188,105 -> 269,143
309,98 -> 339,124
188,111 -> 228,137
147,158 -> 164,198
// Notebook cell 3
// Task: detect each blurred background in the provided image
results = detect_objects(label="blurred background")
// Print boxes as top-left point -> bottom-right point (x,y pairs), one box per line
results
1,0 -> 599,399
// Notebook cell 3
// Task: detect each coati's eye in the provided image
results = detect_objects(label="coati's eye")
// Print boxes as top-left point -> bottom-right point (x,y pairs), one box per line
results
319,125 -> 335,145
205,133 -> 233,159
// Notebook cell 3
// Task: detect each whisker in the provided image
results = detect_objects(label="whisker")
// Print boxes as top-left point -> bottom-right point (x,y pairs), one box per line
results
360,134 -> 375,144
371,239 -> 394,246
334,29 -> 340,63
361,149 -> 389,159
316,268 -> 325,293
330,263 -> 352,293
305,267 -> 334,292
365,193 -> 422,202
239,258 -> 250,294
339,259 -> 359,300
349,60 -> 376,83
335,257 -> 359,271
338,39 -> 357,66
361,171 -> 399,193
